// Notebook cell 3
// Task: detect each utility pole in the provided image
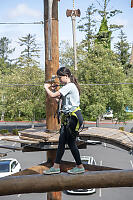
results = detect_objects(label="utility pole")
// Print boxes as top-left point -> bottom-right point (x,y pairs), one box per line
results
44,0 -> 60,132
66,1 -> 81,71
44,0 -> 61,200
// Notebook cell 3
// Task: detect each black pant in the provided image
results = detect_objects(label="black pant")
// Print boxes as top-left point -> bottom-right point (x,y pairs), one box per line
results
55,111 -> 83,165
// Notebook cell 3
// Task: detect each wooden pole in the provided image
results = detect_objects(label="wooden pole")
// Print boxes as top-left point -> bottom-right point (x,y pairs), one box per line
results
44,0 -> 61,199
1,170 -> 133,196
131,0 -> 133,8
44,0 -> 59,132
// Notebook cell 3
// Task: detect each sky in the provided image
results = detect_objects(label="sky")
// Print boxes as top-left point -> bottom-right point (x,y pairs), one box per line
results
0,0 -> 133,69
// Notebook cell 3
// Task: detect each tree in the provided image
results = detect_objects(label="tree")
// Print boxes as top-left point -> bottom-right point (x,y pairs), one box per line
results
95,0 -> 123,49
97,0 -> 122,31
3,66 -> 45,121
114,30 -> 131,73
76,44 -> 132,121
0,37 -> 15,62
95,16 -> 112,49
78,0 -> 122,50
0,37 -> 16,75
77,4 -> 97,51
17,34 -> 40,67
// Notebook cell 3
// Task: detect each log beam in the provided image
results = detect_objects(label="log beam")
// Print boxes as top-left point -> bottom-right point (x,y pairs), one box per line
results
1,170 -> 133,196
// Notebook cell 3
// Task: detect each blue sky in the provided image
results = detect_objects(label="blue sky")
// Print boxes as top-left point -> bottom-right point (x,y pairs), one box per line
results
0,0 -> 133,69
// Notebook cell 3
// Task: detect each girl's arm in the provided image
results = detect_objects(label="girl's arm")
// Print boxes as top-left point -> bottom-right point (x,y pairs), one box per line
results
44,83 -> 61,98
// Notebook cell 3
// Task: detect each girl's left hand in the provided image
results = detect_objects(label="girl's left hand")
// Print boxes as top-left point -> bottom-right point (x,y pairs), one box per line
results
44,83 -> 51,89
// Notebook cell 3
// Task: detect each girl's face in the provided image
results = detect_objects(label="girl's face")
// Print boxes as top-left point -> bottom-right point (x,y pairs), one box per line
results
58,75 -> 70,84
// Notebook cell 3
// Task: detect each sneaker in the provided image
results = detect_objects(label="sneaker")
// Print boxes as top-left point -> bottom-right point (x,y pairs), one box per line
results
43,167 -> 60,175
67,167 -> 85,174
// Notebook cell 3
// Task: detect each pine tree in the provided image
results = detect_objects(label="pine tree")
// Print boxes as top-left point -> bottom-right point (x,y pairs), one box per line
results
114,30 -> 131,73
17,34 -> 40,67
0,37 -> 15,62
95,0 -> 122,49
77,4 -> 97,51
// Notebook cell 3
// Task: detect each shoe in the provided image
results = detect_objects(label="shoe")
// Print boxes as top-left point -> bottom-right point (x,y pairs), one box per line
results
67,167 -> 85,174
43,167 -> 60,175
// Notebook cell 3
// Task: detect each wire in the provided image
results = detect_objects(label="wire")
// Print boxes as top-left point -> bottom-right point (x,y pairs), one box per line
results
80,82 -> 133,86
0,82 -> 133,87
0,21 -> 44,25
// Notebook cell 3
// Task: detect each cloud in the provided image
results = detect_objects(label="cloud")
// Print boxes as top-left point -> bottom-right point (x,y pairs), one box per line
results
8,3 -> 42,18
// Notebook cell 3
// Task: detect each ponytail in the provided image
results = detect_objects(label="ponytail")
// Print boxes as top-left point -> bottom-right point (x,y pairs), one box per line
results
70,74 -> 81,95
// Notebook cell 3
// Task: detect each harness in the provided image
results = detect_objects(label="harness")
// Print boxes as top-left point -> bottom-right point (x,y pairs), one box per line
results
61,106 -> 81,132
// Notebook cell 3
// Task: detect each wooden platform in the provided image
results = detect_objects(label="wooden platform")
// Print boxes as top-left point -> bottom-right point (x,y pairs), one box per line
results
80,127 -> 133,152
1,127 -> 133,152
19,127 -> 59,143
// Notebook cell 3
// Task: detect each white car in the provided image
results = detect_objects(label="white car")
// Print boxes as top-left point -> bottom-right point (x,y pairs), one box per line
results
102,110 -> 113,119
0,158 -> 21,178
67,156 -> 96,195
86,140 -> 102,145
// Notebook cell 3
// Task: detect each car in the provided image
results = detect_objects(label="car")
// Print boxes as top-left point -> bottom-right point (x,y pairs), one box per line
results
66,156 -> 96,195
86,139 -> 102,145
0,158 -> 21,178
66,188 -> 96,195
102,110 -> 113,119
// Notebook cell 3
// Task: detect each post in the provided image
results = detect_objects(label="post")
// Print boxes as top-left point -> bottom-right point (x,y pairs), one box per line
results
66,9 -> 81,71
72,14 -> 77,70
44,0 -> 61,199
44,0 -> 59,132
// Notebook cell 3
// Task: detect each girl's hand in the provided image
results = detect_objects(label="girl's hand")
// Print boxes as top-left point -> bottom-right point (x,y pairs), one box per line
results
44,83 -> 51,89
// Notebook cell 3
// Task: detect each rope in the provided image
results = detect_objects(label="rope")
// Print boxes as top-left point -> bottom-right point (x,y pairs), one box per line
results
73,0 -> 75,10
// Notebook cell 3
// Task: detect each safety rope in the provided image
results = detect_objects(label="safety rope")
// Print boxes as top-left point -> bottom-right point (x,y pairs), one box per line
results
73,0 -> 75,10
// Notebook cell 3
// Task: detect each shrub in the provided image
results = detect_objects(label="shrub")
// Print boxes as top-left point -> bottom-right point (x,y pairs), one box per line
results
0,129 -> 9,135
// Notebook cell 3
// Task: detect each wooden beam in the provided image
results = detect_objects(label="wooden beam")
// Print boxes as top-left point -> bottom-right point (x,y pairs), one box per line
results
0,145 -> 22,151
13,160 -> 120,177
1,170 -> 133,196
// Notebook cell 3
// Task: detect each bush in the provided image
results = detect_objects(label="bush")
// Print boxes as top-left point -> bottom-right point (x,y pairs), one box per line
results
12,129 -> 18,135
0,129 -> 9,135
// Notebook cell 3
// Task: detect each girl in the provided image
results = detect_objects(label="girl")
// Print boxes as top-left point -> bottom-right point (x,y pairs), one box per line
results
43,67 -> 85,174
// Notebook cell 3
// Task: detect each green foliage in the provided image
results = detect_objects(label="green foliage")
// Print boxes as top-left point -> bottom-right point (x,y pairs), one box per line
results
74,44 -> 132,121
114,30 -> 131,73
0,129 -> 8,135
95,17 -> 112,49
77,4 -> 97,50
17,33 -> 41,67
2,66 -> 45,121
0,37 -> 15,62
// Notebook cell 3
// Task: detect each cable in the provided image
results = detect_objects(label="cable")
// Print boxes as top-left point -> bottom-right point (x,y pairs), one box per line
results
80,82 -> 133,86
0,82 -> 133,87
0,21 -> 44,25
